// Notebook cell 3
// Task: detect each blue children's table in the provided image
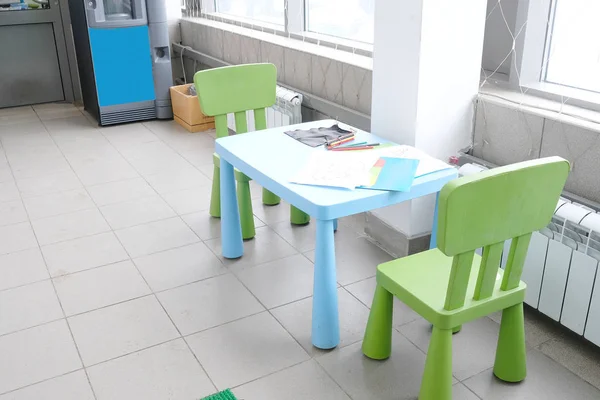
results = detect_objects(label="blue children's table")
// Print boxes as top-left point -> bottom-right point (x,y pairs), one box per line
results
215,120 -> 458,350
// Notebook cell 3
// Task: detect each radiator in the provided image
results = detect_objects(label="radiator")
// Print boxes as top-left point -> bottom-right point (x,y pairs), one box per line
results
460,164 -> 600,347
227,85 -> 302,131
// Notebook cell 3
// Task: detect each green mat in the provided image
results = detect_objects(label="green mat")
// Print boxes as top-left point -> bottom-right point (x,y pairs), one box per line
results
201,389 -> 237,400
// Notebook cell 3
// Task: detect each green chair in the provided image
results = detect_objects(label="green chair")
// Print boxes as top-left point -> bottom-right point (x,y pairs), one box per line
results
362,157 -> 570,400
194,63 -> 309,239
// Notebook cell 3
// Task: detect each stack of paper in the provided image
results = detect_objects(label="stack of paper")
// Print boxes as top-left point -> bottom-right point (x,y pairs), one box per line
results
290,151 -> 380,190
290,145 -> 453,192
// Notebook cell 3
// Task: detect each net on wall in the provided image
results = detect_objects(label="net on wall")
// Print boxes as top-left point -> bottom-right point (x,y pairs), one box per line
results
478,0 -> 600,176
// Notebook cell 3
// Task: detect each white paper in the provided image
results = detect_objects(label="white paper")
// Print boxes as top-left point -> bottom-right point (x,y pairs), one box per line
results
290,151 -> 380,190
374,145 -> 453,177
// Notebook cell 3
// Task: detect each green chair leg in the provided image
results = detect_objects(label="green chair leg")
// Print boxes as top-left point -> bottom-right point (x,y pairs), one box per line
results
262,188 -> 280,206
362,285 -> 393,360
237,181 -> 256,240
290,205 -> 310,226
494,303 -> 526,382
419,327 -> 453,400
209,165 -> 221,218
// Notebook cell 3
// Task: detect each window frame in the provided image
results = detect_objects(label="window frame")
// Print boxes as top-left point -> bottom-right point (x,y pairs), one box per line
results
509,0 -> 600,112
187,0 -> 373,56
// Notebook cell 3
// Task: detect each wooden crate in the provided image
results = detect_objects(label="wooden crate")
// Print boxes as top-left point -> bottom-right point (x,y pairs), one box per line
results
170,84 -> 215,132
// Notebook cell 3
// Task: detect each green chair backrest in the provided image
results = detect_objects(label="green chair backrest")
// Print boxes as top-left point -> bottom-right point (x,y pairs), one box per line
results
193,63 -> 277,138
436,157 -> 570,310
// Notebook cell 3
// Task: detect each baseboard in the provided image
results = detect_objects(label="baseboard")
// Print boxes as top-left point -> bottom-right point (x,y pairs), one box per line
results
364,212 -> 431,258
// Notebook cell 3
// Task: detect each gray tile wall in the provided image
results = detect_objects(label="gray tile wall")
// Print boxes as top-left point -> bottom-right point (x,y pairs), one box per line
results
474,97 -> 600,203
178,19 -> 372,116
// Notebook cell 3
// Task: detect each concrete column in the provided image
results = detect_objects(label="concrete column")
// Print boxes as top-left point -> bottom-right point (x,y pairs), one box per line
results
368,0 -> 487,254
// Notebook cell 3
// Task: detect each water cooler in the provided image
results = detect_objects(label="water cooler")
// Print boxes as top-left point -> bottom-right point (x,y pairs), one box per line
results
69,0 -> 173,125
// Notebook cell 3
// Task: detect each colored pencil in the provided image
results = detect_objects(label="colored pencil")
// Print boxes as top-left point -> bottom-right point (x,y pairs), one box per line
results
326,136 -> 355,149
330,146 -> 374,151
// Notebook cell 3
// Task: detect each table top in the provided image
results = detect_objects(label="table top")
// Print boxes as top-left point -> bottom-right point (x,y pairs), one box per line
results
216,120 -> 458,220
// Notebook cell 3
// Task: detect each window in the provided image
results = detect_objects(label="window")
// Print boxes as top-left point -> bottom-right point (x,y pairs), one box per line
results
215,0 -> 284,26
192,0 -> 375,47
544,0 -> 600,93
306,0 -> 374,43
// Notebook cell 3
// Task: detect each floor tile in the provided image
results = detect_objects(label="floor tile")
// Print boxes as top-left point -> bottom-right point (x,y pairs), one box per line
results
0,200 -> 27,227
0,163 -> 12,183
87,339 -> 215,400
43,115 -> 96,134
270,219 -> 360,253
157,274 -> 264,335
252,201 -> 291,225
144,166 -> 211,194
115,217 -> 199,258
34,103 -> 83,121
161,185 -> 213,215
235,254 -> 314,309
464,348 -> 600,399
41,231 -> 128,277
23,188 -> 95,220
181,211 -> 264,241
272,287 -> 370,355
100,195 -> 176,229
0,248 -> 49,291
134,242 -> 226,292
100,123 -> 159,149
345,277 -> 421,328
73,158 -> 139,186
87,177 -> 156,206
120,141 -> 192,176
234,360 -> 351,400
316,331 -> 426,400
398,316 -> 501,381
0,370 -> 94,400
54,261 -> 151,316
453,383 -> 481,400
304,236 -> 392,286
538,334 -> 600,390
68,296 -> 179,366
0,222 -> 38,255
0,180 -> 20,203
16,171 -> 82,198
10,155 -> 72,180
187,312 -> 309,389
205,226 -> 297,268
32,208 -> 110,245
0,280 -> 63,335
0,320 -> 82,394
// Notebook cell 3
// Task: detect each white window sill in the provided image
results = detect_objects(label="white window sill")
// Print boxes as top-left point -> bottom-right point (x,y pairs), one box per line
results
181,16 -> 373,71
479,80 -> 600,133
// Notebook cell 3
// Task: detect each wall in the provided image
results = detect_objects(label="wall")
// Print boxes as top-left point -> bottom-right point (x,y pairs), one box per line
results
481,0 -> 518,75
177,18 -> 373,130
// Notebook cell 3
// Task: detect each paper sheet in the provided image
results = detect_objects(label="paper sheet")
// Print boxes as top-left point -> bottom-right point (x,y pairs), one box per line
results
290,151 -> 381,190
374,145 -> 453,177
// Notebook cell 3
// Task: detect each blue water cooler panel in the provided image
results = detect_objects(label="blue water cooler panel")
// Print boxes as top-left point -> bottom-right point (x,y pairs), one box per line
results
69,0 -> 173,125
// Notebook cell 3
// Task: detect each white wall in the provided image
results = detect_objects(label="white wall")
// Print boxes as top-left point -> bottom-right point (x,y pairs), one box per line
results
370,0 -> 487,238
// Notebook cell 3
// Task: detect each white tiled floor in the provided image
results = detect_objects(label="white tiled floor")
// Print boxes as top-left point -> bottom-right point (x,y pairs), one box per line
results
0,103 -> 599,399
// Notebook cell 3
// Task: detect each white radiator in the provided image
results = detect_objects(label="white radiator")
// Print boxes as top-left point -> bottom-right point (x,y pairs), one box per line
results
227,85 -> 302,131
460,163 -> 600,346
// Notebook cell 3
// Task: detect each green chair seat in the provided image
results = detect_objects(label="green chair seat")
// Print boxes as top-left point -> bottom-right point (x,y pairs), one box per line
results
377,249 -> 525,330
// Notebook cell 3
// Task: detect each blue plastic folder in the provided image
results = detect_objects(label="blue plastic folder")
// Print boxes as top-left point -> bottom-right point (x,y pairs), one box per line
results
361,157 -> 420,192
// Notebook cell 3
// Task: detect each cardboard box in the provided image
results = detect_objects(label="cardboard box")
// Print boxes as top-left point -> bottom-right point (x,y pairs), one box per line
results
170,84 -> 215,133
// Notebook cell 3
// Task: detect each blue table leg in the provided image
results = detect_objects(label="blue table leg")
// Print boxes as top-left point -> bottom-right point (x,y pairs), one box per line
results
429,192 -> 440,250
220,158 -> 243,259
333,219 -> 338,232
312,219 -> 340,349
